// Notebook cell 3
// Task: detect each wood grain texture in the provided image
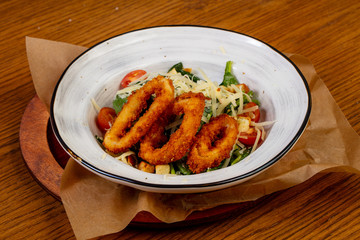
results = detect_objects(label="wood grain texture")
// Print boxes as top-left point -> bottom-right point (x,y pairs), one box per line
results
19,96 -> 63,200
18,98 -> 255,226
0,0 -> 359,239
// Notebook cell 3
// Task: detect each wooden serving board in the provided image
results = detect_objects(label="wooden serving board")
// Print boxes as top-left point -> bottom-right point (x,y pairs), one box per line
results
19,96 -> 254,227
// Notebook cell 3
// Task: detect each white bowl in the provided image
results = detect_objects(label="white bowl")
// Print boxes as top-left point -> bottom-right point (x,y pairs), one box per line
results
50,26 -> 311,193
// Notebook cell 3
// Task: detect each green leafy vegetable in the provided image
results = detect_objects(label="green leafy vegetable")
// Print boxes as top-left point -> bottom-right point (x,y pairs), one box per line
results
174,159 -> 192,175
169,163 -> 176,174
203,106 -> 213,118
95,135 -> 103,144
168,62 -> 200,82
207,159 -> 225,172
223,102 -> 235,116
220,61 -> 239,87
113,95 -> 127,114
200,106 -> 213,129
168,62 -> 184,72
247,91 -> 260,106
230,148 -> 251,166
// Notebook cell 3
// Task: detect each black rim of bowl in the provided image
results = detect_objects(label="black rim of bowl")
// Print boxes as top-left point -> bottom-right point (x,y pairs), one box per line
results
50,25 -> 312,190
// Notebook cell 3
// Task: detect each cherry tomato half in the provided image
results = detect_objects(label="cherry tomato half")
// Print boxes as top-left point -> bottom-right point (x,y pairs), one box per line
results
97,107 -> 117,132
242,102 -> 260,123
120,70 -> 147,89
239,127 -> 261,146
239,83 -> 250,93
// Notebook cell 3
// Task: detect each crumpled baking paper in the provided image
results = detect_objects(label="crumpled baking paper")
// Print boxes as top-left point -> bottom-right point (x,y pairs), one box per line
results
26,36 -> 360,240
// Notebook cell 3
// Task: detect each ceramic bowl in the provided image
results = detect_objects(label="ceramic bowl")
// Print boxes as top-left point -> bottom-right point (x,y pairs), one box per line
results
50,26 -> 311,193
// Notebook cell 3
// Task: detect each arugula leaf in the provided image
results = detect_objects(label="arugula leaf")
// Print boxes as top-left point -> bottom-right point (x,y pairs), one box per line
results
220,61 -> 239,86
113,95 -> 127,114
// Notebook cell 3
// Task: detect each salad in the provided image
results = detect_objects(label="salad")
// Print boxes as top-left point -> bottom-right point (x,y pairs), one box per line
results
93,61 -> 272,175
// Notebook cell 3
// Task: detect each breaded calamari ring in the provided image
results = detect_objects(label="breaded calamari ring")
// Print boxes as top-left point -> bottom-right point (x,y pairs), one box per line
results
187,114 -> 239,173
139,92 -> 206,165
103,76 -> 174,153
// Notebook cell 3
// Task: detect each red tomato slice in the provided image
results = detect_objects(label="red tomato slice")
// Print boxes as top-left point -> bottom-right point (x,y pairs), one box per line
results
239,127 -> 261,146
243,102 -> 260,123
97,107 -> 117,132
120,70 -> 147,89
239,83 -> 250,93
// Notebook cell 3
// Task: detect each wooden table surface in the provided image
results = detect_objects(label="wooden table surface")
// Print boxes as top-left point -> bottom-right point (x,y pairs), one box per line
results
1,0 -> 359,239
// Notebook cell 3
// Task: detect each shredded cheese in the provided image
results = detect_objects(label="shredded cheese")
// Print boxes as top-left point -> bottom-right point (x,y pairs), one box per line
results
216,98 -> 232,116
115,151 -> 135,165
201,115 -> 209,123
230,104 -> 236,117
236,140 -> 246,149
219,46 -> 226,54
251,120 -> 276,127
259,125 -> 266,141
198,69 -> 219,117
251,127 -> 262,154
242,92 -> 252,102
91,98 -> 101,113
242,105 -> 259,113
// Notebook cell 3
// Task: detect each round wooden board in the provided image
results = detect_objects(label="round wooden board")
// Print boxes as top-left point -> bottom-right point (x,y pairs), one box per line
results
19,96 -> 255,227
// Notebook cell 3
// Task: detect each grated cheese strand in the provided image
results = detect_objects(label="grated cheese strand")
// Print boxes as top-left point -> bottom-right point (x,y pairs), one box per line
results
251,120 -> 276,127
91,98 -> 101,113
236,140 -> 246,149
251,127 -> 262,154
115,151 -> 136,165
242,105 -> 259,113
242,92 -> 252,102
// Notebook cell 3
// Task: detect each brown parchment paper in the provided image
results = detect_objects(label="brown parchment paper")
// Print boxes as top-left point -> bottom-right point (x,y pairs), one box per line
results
26,36 -> 360,240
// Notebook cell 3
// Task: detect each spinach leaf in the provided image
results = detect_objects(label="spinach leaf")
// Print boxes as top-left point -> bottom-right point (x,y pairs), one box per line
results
247,91 -> 260,106
168,62 -> 184,72
220,61 -> 239,86
168,62 -> 200,82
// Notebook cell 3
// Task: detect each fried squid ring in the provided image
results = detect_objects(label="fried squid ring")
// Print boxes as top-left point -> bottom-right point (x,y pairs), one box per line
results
103,76 -> 174,153
138,92 -> 206,165
187,114 -> 239,173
